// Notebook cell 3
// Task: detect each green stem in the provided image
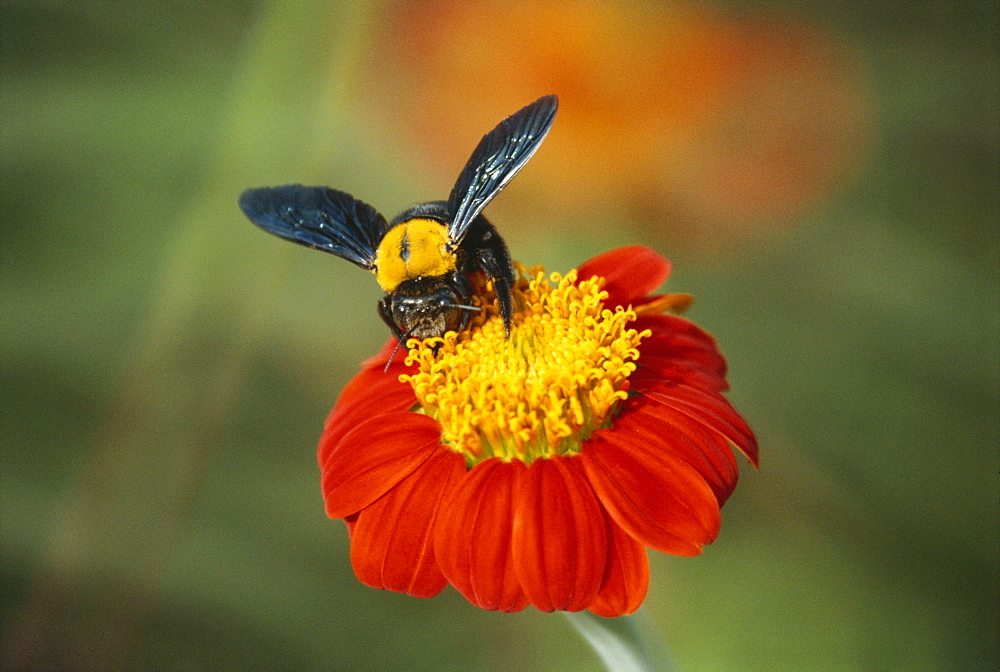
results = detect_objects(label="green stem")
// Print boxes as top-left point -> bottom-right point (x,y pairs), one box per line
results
563,609 -> 678,672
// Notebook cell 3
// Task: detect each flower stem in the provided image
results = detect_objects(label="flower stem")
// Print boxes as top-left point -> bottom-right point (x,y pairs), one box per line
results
563,609 -> 678,672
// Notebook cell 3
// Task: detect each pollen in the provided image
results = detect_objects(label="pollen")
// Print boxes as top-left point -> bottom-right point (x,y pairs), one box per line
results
401,263 -> 649,465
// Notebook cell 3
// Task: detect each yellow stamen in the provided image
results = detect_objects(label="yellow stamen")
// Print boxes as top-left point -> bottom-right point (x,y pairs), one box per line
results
401,263 -> 650,465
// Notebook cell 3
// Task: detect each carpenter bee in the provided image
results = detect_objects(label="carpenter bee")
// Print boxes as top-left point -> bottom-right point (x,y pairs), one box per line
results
239,95 -> 558,344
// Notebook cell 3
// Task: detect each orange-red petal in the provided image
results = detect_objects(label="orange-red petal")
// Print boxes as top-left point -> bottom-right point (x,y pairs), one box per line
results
320,413 -> 441,519
640,386 -> 760,469
633,314 -> 729,390
588,514 -> 650,618
612,394 -> 740,506
511,455 -> 607,612
576,245 -> 672,308
319,343 -> 417,467
349,446 -> 466,598
580,425 -> 721,556
433,458 -> 529,612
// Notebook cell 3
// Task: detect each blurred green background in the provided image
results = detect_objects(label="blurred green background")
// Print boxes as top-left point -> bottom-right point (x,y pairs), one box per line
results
2,1 -> 996,670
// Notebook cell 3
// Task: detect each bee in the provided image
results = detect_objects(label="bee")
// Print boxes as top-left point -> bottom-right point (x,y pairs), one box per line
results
239,95 -> 558,344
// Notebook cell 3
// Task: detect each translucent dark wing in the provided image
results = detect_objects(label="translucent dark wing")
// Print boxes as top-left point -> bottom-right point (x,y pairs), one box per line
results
447,95 -> 558,244
239,185 -> 388,270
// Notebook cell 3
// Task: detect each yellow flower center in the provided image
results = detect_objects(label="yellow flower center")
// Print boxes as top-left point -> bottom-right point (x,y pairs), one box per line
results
401,264 -> 649,466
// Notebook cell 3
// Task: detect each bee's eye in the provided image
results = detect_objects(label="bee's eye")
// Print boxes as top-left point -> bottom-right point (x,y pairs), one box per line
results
427,287 -> 458,307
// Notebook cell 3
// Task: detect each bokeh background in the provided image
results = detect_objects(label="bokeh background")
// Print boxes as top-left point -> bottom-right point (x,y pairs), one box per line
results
2,1 -> 996,670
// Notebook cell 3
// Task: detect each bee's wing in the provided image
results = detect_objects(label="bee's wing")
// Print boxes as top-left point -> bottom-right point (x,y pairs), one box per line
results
239,185 -> 388,270
447,95 -> 558,244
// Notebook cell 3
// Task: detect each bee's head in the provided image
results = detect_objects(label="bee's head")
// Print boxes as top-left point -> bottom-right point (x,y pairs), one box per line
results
389,284 -> 470,340
386,272 -> 482,342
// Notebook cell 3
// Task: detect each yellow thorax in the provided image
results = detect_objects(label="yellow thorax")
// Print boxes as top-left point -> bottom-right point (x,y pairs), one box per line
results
375,218 -> 457,291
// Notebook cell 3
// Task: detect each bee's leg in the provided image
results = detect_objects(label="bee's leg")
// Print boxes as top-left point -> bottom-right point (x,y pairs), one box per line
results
378,295 -> 405,340
447,271 -> 474,334
476,248 -> 515,336
493,275 -> 513,336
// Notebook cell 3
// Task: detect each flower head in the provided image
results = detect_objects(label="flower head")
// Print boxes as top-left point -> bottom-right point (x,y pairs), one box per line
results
319,245 -> 757,616
402,265 -> 643,463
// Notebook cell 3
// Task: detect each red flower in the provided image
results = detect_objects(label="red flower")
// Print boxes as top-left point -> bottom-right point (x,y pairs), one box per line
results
357,1 -> 870,252
318,246 -> 758,616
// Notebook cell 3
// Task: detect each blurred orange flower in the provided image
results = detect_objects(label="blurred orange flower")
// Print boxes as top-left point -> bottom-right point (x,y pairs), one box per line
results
319,246 -> 758,615
356,0 -> 869,252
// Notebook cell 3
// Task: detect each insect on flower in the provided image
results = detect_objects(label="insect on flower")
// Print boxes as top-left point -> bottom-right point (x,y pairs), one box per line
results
238,95 -> 558,342
320,246 -> 759,617
240,98 -> 758,618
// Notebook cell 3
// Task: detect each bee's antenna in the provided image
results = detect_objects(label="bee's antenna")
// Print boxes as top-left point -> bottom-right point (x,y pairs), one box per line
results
384,326 -> 417,373
449,303 -> 482,313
